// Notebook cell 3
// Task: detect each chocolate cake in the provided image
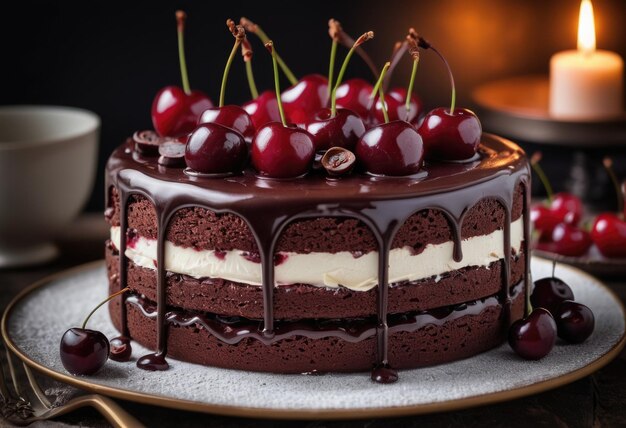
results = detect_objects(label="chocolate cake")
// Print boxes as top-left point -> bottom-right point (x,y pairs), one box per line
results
105,132 -> 530,381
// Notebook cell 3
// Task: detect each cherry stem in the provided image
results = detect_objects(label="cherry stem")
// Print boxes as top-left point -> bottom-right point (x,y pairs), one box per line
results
244,19 -> 298,85
176,11 -> 191,95
335,31 -> 379,78
530,152 -> 553,204
370,62 -> 391,124
603,157 -> 624,215
245,61 -> 259,99
331,31 -> 374,117
220,39 -> 242,107
405,60 -> 419,121
82,287 -> 130,330
266,41 -> 287,127
328,40 -> 338,100
429,45 -> 456,113
552,259 -> 557,278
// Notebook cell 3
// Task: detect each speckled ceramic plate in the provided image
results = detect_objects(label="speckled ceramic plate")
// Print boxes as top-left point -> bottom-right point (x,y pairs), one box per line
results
2,258 -> 625,420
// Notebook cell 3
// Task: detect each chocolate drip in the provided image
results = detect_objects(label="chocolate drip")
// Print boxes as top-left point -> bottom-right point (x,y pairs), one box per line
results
105,133 -> 530,380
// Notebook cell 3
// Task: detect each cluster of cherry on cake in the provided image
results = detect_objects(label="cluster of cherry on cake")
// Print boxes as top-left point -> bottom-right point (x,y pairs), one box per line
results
139,12 -> 482,179
531,153 -> 626,259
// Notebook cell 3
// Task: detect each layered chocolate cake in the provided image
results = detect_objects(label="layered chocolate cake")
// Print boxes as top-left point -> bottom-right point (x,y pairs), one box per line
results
105,133 -> 530,380
103,14 -> 531,383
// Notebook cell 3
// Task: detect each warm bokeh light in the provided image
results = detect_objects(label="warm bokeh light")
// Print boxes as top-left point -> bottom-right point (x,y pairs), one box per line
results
577,0 -> 596,54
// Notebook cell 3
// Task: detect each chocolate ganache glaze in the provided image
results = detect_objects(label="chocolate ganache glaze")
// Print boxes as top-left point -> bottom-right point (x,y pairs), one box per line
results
105,132 -> 531,382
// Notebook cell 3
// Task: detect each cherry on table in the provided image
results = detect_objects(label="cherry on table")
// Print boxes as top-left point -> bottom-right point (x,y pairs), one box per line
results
151,11 -> 213,137
530,276 -> 575,315
535,223 -> 592,257
60,328 -> 110,376
59,287 -> 130,375
554,300 -> 595,344
184,123 -> 247,174
508,308 -> 557,360
531,192 -> 583,239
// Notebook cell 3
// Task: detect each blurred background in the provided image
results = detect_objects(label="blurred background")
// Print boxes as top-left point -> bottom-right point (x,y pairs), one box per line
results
2,0 -> 626,211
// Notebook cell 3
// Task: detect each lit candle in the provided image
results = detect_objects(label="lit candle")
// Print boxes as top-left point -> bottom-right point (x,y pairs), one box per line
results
549,0 -> 624,119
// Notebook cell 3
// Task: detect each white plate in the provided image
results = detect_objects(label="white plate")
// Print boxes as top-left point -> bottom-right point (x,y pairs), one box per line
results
2,258 -> 625,419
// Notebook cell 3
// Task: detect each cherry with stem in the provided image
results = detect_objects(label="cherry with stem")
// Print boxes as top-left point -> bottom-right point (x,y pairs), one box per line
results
356,61 -> 425,177
60,287 -> 130,375
330,31 -> 375,116
250,41 -> 315,178
197,20 -> 254,140
151,11 -> 213,137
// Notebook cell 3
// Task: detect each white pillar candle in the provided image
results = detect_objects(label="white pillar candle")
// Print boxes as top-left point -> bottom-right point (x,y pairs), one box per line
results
549,0 -> 624,120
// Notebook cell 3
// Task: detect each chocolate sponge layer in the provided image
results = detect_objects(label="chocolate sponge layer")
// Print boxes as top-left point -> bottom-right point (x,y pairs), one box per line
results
107,184 -> 524,254
108,287 -> 524,373
106,245 -> 525,320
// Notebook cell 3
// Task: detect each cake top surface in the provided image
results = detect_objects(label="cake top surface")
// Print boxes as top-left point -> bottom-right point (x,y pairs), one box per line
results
106,133 -> 527,208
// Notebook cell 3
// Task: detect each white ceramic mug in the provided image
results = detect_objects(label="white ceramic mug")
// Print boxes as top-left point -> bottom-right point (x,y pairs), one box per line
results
0,106 -> 100,267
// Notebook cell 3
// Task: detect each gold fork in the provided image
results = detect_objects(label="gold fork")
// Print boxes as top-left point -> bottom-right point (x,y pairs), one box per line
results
0,341 -> 144,427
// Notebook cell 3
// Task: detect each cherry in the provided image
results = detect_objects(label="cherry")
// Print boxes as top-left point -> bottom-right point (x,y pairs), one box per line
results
535,223 -> 592,257
554,301 -> 595,343
151,11 -> 212,137
590,158 -> 626,258
413,33 -> 481,160
371,88 -> 423,126
281,74 -> 329,125
419,107 -> 481,160
591,213 -> 626,258
184,123 -> 247,174
306,108 -> 365,151
508,308 -> 557,360
356,62 -> 424,176
530,276 -> 575,315
60,287 -> 129,375
335,78 -> 374,120
321,146 -> 356,176
197,21 -> 255,142
529,152 -> 584,240
60,329 -> 109,376
357,120 -> 424,176
251,41 -> 315,178
243,90 -> 281,129
306,31 -> 372,151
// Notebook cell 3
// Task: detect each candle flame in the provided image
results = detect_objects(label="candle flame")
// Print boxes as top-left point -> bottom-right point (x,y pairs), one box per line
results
577,0 -> 596,54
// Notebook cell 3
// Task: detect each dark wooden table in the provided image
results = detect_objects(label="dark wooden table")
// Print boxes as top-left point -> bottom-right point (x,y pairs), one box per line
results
1,214 -> 625,427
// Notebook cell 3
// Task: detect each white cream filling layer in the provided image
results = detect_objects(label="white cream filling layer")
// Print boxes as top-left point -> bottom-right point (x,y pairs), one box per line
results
110,218 -> 523,292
